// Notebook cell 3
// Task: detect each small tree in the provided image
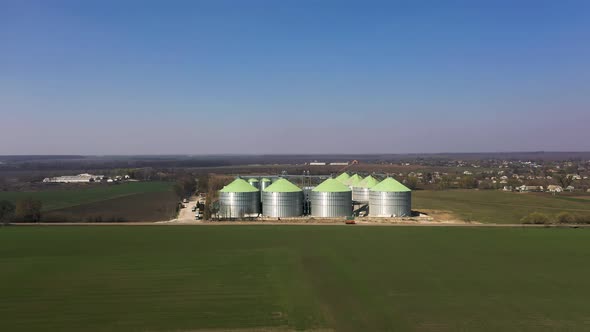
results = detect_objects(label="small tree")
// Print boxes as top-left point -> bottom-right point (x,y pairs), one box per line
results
459,176 -> 478,189
15,197 -> 42,222
197,174 -> 209,193
521,212 -> 551,224
203,195 -> 211,220
437,176 -> 453,190
0,200 -> 15,225
174,176 -> 197,198
556,174 -> 574,189
405,176 -> 418,190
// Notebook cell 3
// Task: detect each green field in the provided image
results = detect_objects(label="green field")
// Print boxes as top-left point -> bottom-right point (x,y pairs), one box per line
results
0,182 -> 177,221
1,226 -> 589,331
0,181 -> 174,212
413,190 -> 590,223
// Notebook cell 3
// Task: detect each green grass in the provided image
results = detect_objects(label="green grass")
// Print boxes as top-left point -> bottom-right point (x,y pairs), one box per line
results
413,190 -> 590,223
1,226 -> 590,331
0,182 -> 174,211
42,191 -> 179,222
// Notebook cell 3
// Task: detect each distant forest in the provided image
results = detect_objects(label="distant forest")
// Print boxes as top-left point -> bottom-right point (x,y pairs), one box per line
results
2,152 -> 590,172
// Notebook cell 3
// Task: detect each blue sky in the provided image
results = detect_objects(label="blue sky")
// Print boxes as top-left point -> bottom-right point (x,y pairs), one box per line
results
1,0 -> 589,154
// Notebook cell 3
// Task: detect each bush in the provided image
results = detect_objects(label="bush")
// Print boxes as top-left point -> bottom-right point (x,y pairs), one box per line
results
521,212 -> 551,224
555,212 -> 577,224
574,215 -> 590,224
555,212 -> 590,224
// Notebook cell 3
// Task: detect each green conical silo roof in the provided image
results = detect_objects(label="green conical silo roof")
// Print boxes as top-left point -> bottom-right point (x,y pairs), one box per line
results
248,178 -> 259,182
263,178 -> 302,192
335,172 -> 350,183
369,177 -> 411,192
219,178 -> 259,193
358,175 -> 380,188
261,178 -> 271,182
345,174 -> 364,186
312,178 -> 351,192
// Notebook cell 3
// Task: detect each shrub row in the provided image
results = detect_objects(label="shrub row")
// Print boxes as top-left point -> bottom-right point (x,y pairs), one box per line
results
521,211 -> 590,224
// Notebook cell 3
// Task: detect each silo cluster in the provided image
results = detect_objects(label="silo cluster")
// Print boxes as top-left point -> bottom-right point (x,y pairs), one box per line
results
310,178 -> 352,217
262,178 -> 303,217
369,177 -> 412,217
215,173 -> 411,220
218,178 -> 260,218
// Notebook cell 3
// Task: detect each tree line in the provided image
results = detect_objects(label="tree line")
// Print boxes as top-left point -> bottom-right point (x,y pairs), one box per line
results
0,198 -> 43,224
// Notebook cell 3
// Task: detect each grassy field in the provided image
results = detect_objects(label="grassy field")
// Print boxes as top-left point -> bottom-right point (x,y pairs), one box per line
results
413,190 -> 590,223
0,181 -> 177,222
1,226 -> 589,331
42,191 -> 179,222
0,181 -> 174,212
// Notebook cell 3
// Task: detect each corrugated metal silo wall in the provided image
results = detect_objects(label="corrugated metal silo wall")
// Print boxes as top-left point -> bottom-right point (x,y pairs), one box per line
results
310,191 -> 352,217
352,187 -> 370,202
260,181 -> 272,191
369,191 -> 411,217
218,191 -> 260,218
262,191 -> 304,217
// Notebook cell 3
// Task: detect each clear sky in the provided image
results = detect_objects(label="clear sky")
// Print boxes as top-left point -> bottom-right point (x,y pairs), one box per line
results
1,0 -> 589,154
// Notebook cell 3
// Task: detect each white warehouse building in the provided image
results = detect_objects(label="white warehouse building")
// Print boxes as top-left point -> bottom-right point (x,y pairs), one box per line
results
43,173 -> 104,183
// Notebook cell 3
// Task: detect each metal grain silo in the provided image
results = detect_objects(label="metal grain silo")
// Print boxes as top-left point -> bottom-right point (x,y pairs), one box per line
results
310,178 -> 352,217
218,178 -> 260,219
260,178 -> 272,191
262,178 -> 303,217
345,174 -> 364,188
369,177 -> 412,217
248,178 -> 260,190
352,175 -> 380,202
335,172 -> 350,184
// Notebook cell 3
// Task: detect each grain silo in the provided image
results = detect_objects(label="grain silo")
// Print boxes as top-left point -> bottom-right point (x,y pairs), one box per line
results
345,174 -> 364,188
260,178 -> 272,191
248,178 -> 260,190
218,178 -> 260,218
262,178 -> 303,217
352,175 -> 380,202
310,178 -> 352,217
369,177 -> 411,217
335,172 -> 350,184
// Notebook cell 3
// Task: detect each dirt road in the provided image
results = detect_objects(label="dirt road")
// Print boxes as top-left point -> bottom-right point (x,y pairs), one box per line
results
162,196 -> 203,224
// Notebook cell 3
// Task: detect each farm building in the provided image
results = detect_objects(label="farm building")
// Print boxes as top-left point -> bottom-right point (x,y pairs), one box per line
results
547,185 -> 563,193
43,173 -> 104,183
